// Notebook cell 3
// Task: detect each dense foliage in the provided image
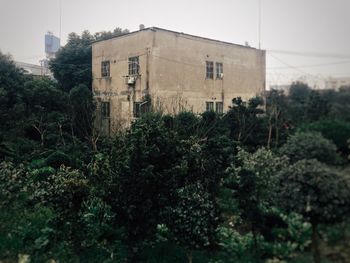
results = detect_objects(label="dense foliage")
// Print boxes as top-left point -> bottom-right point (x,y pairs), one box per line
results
1,34 -> 350,263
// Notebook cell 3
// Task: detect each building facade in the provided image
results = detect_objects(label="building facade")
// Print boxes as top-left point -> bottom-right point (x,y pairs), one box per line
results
92,27 -> 266,133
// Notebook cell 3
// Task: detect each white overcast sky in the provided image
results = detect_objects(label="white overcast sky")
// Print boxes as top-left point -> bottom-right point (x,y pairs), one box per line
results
1,0 -> 349,86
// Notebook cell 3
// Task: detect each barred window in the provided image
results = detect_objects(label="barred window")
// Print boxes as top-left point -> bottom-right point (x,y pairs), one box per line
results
133,102 -> 141,118
216,62 -> 223,79
133,101 -> 149,118
206,101 -> 214,111
206,61 -> 214,79
215,102 -> 223,113
129,56 -> 139,75
101,101 -> 110,118
101,61 -> 110,77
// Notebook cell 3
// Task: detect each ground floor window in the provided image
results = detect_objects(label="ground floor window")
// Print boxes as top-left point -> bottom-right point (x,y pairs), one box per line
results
133,102 -> 141,117
101,101 -> 110,118
216,101 -> 223,113
206,101 -> 214,111
206,101 -> 223,113
133,101 -> 150,117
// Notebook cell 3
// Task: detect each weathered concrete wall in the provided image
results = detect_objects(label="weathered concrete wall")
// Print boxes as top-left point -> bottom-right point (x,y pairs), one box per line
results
92,30 -> 153,131
92,28 -> 265,132
148,29 -> 265,114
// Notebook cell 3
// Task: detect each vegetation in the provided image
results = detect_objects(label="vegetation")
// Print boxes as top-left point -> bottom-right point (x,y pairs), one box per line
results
1,30 -> 350,262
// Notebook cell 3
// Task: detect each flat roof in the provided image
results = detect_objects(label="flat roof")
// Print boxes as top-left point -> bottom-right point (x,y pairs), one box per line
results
92,27 -> 261,51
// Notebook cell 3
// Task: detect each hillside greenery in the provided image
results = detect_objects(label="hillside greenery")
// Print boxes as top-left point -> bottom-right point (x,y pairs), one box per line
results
1,30 -> 350,263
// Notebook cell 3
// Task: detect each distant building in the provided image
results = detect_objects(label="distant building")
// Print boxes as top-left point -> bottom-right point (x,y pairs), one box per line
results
14,32 -> 60,78
92,27 -> 266,133
15,61 -> 51,77
325,77 -> 350,90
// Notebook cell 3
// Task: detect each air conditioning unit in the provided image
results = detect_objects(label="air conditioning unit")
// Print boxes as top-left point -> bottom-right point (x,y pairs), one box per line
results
219,73 -> 224,78
127,76 -> 136,84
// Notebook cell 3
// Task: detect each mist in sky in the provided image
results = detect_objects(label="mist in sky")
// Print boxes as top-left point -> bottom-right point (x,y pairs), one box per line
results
1,0 -> 349,86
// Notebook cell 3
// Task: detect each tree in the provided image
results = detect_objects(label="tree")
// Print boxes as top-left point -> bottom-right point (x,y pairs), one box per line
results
288,82 -> 311,124
327,86 -> 350,121
165,183 -> 218,263
106,113 -> 182,261
50,28 -> 129,92
299,119 -> 350,157
69,84 -> 99,150
23,78 -> 69,147
276,159 -> 350,263
94,27 -> 129,41
50,31 -> 94,92
265,89 -> 290,148
225,97 -> 266,150
224,148 -> 287,258
0,52 -> 27,139
305,90 -> 330,121
279,132 -> 338,164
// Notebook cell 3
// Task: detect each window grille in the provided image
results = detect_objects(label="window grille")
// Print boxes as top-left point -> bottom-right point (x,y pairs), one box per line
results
206,61 -> 214,79
129,56 -> 139,75
101,61 -> 110,77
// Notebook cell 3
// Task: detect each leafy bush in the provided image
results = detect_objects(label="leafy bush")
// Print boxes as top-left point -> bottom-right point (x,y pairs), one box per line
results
46,150 -> 71,169
279,132 -> 338,164
299,119 -> 350,156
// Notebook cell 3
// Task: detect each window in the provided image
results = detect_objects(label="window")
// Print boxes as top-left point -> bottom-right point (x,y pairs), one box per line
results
206,61 -> 214,79
215,102 -> 223,113
206,101 -> 214,111
216,62 -> 223,79
101,61 -> 110,77
133,101 -> 149,117
129,56 -> 139,75
101,101 -> 110,118
206,101 -> 223,113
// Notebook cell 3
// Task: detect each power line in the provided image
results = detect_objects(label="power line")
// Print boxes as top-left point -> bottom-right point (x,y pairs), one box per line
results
268,53 -> 326,81
267,60 -> 350,70
267,49 -> 350,59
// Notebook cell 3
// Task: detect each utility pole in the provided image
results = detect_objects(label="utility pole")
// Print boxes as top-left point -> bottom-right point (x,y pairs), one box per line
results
258,0 -> 261,49
59,0 -> 62,44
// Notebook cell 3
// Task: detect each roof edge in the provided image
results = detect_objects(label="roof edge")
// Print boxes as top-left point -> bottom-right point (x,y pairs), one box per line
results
92,27 -> 263,51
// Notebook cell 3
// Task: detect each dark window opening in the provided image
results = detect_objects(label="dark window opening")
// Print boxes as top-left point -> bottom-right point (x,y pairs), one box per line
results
101,101 -> 110,118
216,102 -> 223,113
133,101 -> 149,118
206,101 -> 214,111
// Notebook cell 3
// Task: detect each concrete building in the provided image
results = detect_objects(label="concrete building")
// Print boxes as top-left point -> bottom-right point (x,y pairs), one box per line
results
92,27 -> 265,133
15,61 -> 51,77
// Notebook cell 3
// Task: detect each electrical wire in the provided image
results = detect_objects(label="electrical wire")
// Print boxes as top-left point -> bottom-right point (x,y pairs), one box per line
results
267,60 -> 350,70
267,50 -> 350,59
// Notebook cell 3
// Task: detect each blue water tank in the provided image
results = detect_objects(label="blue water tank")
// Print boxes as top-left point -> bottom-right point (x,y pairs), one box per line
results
45,32 -> 60,54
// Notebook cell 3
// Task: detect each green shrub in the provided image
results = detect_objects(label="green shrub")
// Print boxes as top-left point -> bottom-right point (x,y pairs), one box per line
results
299,119 -> 350,156
46,151 -> 71,169
279,132 -> 338,164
